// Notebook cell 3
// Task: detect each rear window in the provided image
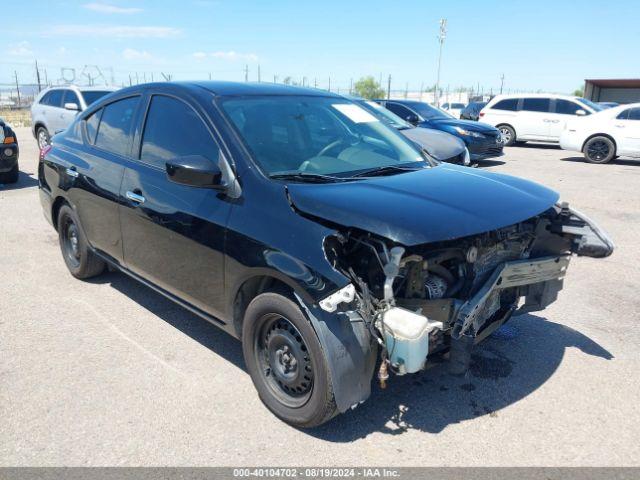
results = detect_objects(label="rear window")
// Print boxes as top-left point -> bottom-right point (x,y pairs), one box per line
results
81,91 -> 112,107
491,98 -> 518,111
555,99 -> 584,115
522,98 -> 551,113
94,96 -> 139,156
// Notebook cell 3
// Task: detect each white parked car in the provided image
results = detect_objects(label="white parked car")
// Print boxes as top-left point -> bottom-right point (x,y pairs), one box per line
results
441,102 -> 465,119
479,93 -> 604,146
560,103 -> 640,163
31,85 -> 117,148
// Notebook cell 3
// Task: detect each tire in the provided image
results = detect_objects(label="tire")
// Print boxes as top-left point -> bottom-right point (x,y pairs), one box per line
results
242,292 -> 337,428
0,163 -> 19,184
583,136 -> 615,164
497,124 -> 517,146
36,126 -> 50,149
57,204 -> 105,279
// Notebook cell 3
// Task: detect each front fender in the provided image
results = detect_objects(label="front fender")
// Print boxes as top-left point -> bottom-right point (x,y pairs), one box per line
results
295,294 -> 378,413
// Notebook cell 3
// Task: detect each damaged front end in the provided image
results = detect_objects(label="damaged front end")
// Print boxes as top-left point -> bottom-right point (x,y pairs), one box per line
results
320,202 -> 613,387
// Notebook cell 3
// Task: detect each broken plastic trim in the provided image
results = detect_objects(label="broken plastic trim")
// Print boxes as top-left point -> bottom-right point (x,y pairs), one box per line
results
556,203 -> 615,258
319,284 -> 356,313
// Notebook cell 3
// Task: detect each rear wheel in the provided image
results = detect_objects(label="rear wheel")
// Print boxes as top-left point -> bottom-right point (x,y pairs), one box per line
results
583,136 -> 615,164
497,125 -> 516,146
36,126 -> 50,149
242,292 -> 337,428
0,163 -> 19,184
57,205 -> 105,279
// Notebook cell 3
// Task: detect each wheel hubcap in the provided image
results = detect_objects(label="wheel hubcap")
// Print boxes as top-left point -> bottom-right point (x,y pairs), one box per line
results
257,315 -> 313,407
38,131 -> 48,149
499,128 -> 512,143
587,141 -> 609,160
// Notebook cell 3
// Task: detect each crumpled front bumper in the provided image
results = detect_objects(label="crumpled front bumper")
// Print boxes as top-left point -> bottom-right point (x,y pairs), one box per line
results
452,255 -> 571,338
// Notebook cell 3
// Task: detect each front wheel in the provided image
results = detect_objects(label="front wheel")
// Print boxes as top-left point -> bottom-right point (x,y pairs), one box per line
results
583,136 -> 615,164
36,127 -> 50,149
497,125 -> 517,146
0,163 -> 19,184
242,292 -> 337,428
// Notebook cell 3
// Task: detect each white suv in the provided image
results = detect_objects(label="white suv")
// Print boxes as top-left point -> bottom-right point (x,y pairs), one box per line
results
479,93 -> 603,146
31,85 -> 117,148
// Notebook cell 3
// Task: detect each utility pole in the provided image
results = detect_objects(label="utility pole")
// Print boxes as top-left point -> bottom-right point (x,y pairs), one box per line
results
500,73 -> 505,94
129,74 -> 132,86
244,65 -> 249,82
387,74 -> 391,99
349,78 -> 353,95
404,82 -> 408,99
14,71 -> 21,106
314,78 -> 318,88
135,72 -> 139,84
35,60 -> 42,92
328,77 -> 331,92
44,69 -> 49,86
435,18 -> 447,107
209,73 -> 212,80
258,65 -> 261,82
273,75 -> 277,83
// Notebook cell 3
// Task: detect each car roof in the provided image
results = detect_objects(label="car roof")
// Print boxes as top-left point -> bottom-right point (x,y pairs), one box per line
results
184,81 -> 342,97
41,85 -> 118,92
490,93 -> 580,101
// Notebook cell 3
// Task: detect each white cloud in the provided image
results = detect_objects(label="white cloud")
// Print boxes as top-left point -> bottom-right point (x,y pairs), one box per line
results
83,3 -> 143,14
192,50 -> 259,62
47,25 -> 180,38
122,48 -> 152,60
8,41 -> 33,56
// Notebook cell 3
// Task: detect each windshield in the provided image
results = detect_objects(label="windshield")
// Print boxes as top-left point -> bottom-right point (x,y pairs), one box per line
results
576,97 -> 604,112
81,90 -> 112,107
450,103 -> 465,109
357,100 -> 412,130
409,102 -> 452,120
220,95 -> 426,178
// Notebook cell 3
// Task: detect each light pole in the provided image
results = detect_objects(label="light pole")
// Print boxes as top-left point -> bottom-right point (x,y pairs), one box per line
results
435,18 -> 447,107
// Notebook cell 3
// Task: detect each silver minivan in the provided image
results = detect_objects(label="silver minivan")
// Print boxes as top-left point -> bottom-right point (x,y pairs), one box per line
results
31,85 -> 117,148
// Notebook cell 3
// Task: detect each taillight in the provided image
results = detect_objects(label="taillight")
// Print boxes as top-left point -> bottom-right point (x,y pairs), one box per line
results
39,144 -> 52,161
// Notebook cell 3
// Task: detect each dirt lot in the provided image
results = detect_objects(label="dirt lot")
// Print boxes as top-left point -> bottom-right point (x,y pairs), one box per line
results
1,127 -> 639,466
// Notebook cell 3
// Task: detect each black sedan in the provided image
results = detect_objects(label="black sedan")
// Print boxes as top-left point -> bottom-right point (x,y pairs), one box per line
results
0,118 -> 19,184
375,99 -> 504,161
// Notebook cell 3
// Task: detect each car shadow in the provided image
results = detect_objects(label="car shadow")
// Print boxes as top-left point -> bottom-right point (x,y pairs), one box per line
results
510,143 -> 561,150
0,171 -> 39,190
474,159 -> 506,168
561,156 -> 640,166
93,271 -> 612,438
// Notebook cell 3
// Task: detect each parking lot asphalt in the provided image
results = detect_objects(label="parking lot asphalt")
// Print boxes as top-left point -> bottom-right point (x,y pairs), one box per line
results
2,127 -> 639,467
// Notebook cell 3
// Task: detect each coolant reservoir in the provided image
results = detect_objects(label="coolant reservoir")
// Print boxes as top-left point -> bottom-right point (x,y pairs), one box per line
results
381,307 -> 441,374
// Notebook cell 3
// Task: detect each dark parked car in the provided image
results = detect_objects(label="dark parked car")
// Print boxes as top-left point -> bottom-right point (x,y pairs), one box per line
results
376,99 -> 504,161
460,101 -> 488,121
39,82 -> 613,427
350,97 -> 470,165
0,118 -> 19,184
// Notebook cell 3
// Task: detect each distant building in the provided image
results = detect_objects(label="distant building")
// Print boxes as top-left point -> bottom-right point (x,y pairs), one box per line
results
584,79 -> 640,104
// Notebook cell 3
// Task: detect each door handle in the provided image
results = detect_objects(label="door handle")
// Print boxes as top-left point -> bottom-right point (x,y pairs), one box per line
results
126,190 -> 146,204
65,167 -> 79,178
550,119 -> 560,123
614,124 -> 625,128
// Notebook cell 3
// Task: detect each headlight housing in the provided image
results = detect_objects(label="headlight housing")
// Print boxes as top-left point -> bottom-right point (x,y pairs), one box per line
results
453,126 -> 485,138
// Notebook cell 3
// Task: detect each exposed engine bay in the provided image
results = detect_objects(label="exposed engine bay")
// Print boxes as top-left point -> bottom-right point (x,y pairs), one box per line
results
321,203 -> 614,383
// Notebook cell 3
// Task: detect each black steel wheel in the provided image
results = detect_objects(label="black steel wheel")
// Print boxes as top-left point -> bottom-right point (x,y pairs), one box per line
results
497,125 -> 516,146
242,292 -> 337,428
584,136 -> 615,164
57,204 -> 105,279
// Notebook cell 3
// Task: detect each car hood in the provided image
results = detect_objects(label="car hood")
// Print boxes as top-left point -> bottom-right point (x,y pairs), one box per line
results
400,127 -> 466,160
429,118 -> 499,134
287,164 -> 559,246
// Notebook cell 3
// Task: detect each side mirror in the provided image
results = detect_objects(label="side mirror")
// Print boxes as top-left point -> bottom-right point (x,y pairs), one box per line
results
166,155 -> 225,189
406,114 -> 420,125
64,102 -> 80,111
575,109 -> 587,116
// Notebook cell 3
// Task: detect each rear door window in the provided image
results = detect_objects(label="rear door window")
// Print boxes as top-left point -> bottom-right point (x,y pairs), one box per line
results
492,98 -> 519,111
522,98 -> 551,113
140,95 -> 219,167
63,90 -> 81,107
385,102 -> 415,120
94,96 -> 140,156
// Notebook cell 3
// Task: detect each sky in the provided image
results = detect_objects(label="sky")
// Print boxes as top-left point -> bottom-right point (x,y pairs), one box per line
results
2,0 -> 639,94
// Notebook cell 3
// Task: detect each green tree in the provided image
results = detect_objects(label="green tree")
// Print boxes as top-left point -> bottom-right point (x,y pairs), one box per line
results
353,76 -> 386,99
573,86 -> 584,96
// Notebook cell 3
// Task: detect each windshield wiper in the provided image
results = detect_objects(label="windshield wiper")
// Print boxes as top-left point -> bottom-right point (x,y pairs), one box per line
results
349,164 -> 426,178
269,172 -> 351,183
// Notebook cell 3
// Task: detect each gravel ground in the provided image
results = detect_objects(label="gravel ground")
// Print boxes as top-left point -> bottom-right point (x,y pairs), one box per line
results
1,127 -> 639,466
